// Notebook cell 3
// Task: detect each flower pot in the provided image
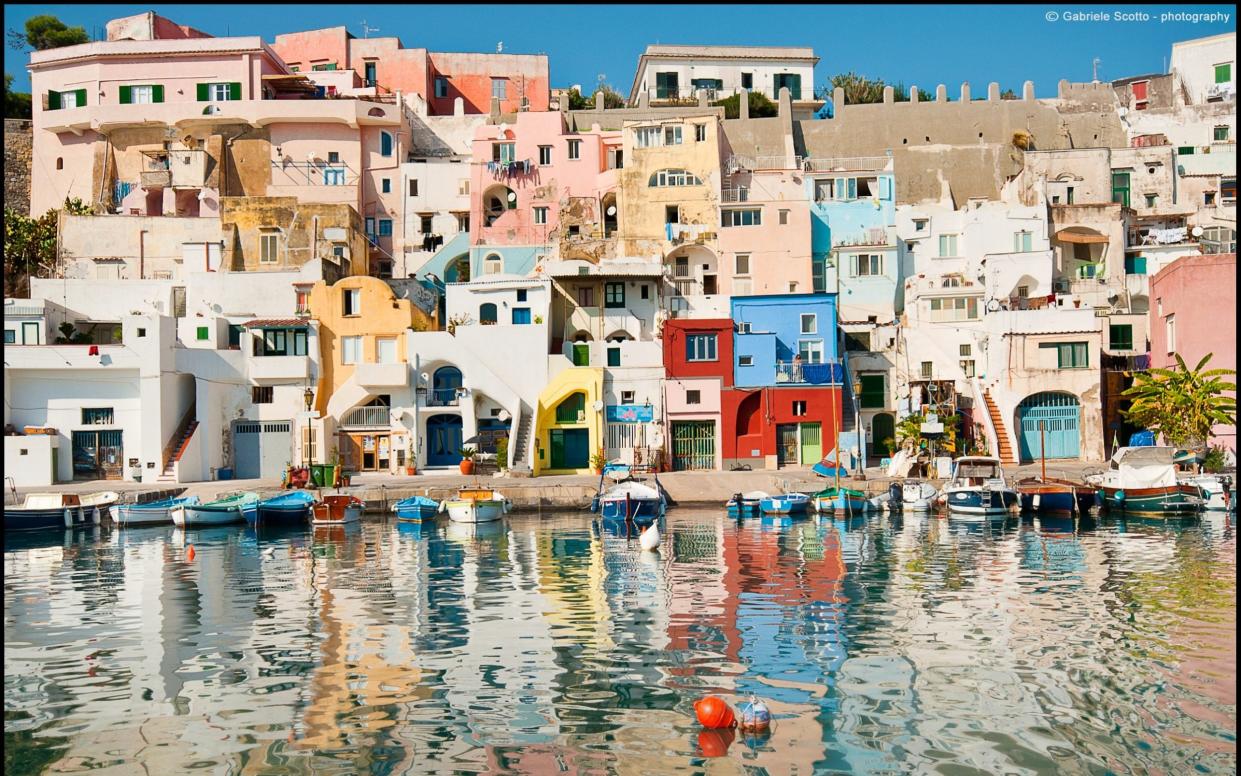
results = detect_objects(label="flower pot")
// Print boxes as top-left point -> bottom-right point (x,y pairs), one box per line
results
405,466 -> 416,476
459,460 -> 475,475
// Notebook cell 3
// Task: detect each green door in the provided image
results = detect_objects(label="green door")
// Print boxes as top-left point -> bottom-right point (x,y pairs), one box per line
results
871,413 -> 895,459
1111,171 -> 1130,207
572,343 -> 590,366
550,428 -> 589,469
799,422 -> 822,466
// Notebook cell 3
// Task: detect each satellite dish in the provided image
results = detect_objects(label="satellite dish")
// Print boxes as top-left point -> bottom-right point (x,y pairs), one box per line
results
507,192 -> 517,203
420,372 -> 430,383
1191,226 -> 1204,237
985,299 -> 1001,313
606,205 -> 616,216
592,400 -> 604,411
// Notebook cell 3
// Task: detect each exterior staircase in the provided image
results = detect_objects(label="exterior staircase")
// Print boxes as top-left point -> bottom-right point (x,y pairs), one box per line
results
982,389 -> 1018,465
158,406 -> 199,483
509,410 -> 534,475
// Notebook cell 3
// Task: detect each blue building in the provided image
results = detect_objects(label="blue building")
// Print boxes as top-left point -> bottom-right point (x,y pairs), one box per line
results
731,293 -> 841,388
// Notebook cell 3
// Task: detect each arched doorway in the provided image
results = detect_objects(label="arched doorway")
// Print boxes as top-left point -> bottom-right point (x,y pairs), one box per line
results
871,413 -> 895,460
483,185 -> 515,226
431,366 -> 462,406
1016,392 -> 1081,461
445,255 -> 470,283
479,303 -> 498,324
426,414 -> 463,466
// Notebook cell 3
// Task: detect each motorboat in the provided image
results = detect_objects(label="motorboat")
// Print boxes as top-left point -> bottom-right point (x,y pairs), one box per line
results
943,457 -> 1018,517
1178,473 -> 1234,512
591,479 -> 664,524
812,486 -> 872,516
1088,447 -> 1204,515
725,491 -> 769,518
869,480 -> 937,512
255,491 -> 318,524
115,495 -> 200,527
392,494 -> 439,522
4,491 -> 119,532
1015,477 -> 1098,516
759,492 -> 811,516
174,492 -> 259,527
312,494 -> 365,525
440,487 -> 509,524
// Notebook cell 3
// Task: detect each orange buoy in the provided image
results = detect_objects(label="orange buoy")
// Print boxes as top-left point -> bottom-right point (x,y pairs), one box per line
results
697,728 -> 735,757
187,545 -> 196,562
694,695 -> 736,729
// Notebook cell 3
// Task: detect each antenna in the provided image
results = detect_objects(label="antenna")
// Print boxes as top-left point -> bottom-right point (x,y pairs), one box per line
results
1091,57 -> 1101,83
496,41 -> 503,53
360,19 -> 379,38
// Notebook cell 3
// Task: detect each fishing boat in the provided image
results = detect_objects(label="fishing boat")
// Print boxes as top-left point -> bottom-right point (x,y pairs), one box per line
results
1089,447 -> 1205,515
943,456 -> 1018,517
590,478 -> 665,524
312,494 -> 365,525
255,491 -> 318,524
4,491 -> 119,532
440,487 -> 509,524
869,480 -> 938,512
811,486 -> 872,516
1178,473 -> 1235,512
173,492 -> 259,527
758,492 -> 811,516
115,495 -> 200,527
725,491 -> 769,518
392,494 -> 439,522
1015,477 -> 1098,516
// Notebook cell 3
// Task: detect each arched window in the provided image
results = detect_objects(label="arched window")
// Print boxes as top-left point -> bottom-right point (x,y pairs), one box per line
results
56,158 -> 64,170
649,169 -> 703,187
368,107 -> 385,117
431,366 -> 462,405
555,392 -> 586,424
380,131 -> 394,157
479,303 -> 498,324
484,254 -> 502,275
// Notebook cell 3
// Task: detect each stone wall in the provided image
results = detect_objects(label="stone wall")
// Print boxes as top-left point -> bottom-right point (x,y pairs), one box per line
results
4,119 -> 33,216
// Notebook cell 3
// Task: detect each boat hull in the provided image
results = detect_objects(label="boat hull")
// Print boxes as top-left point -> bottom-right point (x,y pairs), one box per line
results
116,497 -> 200,527
945,487 -> 1018,516
394,503 -> 438,522
177,504 -> 250,527
725,500 -> 763,519
311,505 -> 363,525
813,494 -> 872,516
444,500 -> 505,523
1016,484 -> 1096,516
759,496 -> 810,515
1098,484 -> 1203,515
255,504 -> 313,524
5,504 -> 108,532
598,496 -> 662,523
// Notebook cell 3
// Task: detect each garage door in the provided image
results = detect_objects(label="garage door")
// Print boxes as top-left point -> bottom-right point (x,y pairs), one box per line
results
671,421 -> 715,471
1017,393 -> 1080,461
234,421 -> 293,480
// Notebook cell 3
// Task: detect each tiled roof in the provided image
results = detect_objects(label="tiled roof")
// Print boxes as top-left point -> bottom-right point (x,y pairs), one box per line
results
240,318 -> 310,328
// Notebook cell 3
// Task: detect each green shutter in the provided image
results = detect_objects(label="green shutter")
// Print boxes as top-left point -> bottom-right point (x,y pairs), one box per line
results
152,85 -> 164,103
196,83 -> 209,101
74,89 -> 86,106
48,90 -> 61,110
119,86 -> 132,104
229,82 -> 241,101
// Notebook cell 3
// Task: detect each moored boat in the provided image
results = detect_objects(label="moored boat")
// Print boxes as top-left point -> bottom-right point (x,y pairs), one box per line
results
812,486 -> 872,516
115,495 -> 200,527
1015,477 -> 1097,516
1178,473 -> 1234,512
759,492 -> 810,516
441,487 -> 509,524
1090,447 -> 1205,515
4,491 -> 119,532
870,480 -> 938,512
255,491 -> 318,524
174,492 -> 258,527
725,491 -> 769,518
943,456 -> 1018,518
312,494 -> 364,525
590,477 -> 665,524
392,495 -> 439,522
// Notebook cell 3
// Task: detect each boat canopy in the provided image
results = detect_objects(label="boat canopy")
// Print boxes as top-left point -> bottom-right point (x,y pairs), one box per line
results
1111,446 -> 1176,467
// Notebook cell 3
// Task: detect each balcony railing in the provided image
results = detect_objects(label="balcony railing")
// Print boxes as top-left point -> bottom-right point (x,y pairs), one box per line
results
803,156 -> 891,173
775,360 -> 843,385
720,187 -> 750,203
342,405 -> 392,428
725,155 -> 802,174
424,388 -> 460,407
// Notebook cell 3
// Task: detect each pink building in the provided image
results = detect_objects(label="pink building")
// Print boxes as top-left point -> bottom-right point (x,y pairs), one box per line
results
271,28 -> 549,116
1148,252 -> 1236,450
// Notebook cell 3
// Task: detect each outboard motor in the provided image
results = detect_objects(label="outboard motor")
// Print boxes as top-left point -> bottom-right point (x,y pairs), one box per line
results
888,481 -> 903,512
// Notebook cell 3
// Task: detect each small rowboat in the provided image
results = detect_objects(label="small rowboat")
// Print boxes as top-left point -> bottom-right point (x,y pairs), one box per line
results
442,488 -> 509,524
4,491 -> 119,532
726,491 -> 769,518
255,491 -> 318,524
591,480 -> 664,524
759,493 -> 810,516
174,492 -> 259,527
812,486 -> 871,516
312,495 -> 364,525
1015,477 -> 1097,516
115,495 -> 200,527
393,495 -> 439,522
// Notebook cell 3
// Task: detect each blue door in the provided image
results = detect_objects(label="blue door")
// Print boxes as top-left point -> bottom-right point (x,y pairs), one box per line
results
1017,393 -> 1081,461
426,414 -> 462,466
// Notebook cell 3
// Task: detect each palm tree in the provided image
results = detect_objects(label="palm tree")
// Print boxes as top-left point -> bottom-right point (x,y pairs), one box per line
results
1122,352 -> 1236,452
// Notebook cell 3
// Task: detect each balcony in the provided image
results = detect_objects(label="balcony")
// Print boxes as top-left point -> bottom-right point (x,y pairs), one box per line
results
725,155 -> 803,174
354,362 -> 409,388
247,355 -> 310,383
775,361 -> 844,385
668,294 -> 729,319
140,169 -> 172,188
39,98 -> 401,135
803,156 -> 892,173
342,405 -> 392,428
423,387 -> 460,407
4,344 -> 141,371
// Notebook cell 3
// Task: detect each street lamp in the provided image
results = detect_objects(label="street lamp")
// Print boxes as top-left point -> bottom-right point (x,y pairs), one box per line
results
852,376 -> 865,479
303,386 -> 314,467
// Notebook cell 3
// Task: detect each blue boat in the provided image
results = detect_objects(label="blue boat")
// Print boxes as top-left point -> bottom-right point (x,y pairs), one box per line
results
759,493 -> 810,515
1015,477 -> 1097,516
726,491 -> 769,518
115,495 -> 201,527
255,491 -> 318,524
392,495 -> 439,522
590,479 -> 665,525
5,491 -> 119,532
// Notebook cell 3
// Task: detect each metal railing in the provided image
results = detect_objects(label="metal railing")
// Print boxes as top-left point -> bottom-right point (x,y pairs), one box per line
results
342,406 -> 391,427
775,360 -> 843,385
720,187 -> 750,203
803,156 -> 891,172
726,155 -> 802,174
424,388 -> 460,407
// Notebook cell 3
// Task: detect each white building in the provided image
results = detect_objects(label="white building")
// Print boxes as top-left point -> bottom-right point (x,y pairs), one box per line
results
1169,32 -> 1236,105
627,45 -> 821,115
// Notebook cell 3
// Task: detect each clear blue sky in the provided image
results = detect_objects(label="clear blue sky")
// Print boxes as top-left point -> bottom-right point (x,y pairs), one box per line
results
4,4 -> 1236,96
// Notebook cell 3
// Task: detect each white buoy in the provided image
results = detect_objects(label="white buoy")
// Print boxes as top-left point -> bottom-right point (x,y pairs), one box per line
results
92,507 -> 101,525
63,508 -> 73,528
639,522 -> 660,551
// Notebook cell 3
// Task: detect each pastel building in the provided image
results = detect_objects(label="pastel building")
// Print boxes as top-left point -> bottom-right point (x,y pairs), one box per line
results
662,318 -> 733,470
628,45 -> 822,118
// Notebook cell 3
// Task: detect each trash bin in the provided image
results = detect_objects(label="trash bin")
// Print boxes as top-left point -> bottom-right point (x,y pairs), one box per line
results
309,464 -> 327,487
323,464 -> 338,487
217,467 -> 233,481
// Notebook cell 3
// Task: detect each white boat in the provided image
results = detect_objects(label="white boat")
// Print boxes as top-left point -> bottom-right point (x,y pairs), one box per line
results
1178,473 -> 1234,512
869,480 -> 938,512
173,492 -> 258,527
312,495 -> 364,525
5,491 -> 118,532
115,495 -> 200,527
440,487 -> 509,524
943,457 -> 1018,518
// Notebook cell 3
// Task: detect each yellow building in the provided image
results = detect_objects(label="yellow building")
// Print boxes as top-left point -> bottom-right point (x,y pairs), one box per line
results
309,275 -> 434,473
532,366 -> 604,475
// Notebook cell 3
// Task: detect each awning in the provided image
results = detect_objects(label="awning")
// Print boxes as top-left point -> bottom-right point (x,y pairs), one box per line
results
240,318 -> 310,329
1053,228 -> 1109,244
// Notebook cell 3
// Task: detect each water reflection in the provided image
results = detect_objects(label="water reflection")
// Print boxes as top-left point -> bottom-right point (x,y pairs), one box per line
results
3,510 -> 1235,774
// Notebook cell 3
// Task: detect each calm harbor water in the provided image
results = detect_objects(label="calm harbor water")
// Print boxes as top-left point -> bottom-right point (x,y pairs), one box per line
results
4,509 -> 1236,775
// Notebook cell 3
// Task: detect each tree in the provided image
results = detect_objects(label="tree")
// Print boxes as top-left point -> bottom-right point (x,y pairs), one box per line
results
1122,353 -> 1236,452
3,197 -> 91,297
7,15 -> 89,51
4,72 -> 32,119
712,90 -> 778,119
819,72 -> 910,105
565,86 -> 625,110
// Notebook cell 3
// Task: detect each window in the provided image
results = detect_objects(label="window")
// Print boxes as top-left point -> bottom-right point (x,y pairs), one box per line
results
82,408 -> 114,425
576,286 -> 595,307
327,151 -> 340,164
456,212 -> 470,232
1205,191 -> 1216,206
960,344 -> 972,357
123,85 -> 162,104
607,347 -> 621,367
381,178 -> 391,194
1144,194 -> 1157,208
409,179 -> 419,197
380,131 -> 394,157
459,179 -> 470,196
1109,324 -> 1134,351
1013,231 -> 1033,252
800,313 -> 817,334
196,326 -> 209,341
921,362 -> 933,379
4,330 -> 14,344
341,336 -> 362,365
844,331 -> 871,352
913,218 -> 928,232
485,254 -> 502,275
664,125 -> 683,146
567,140 -> 581,160
539,145 -> 552,165
741,72 -> 753,89
859,375 -> 885,409
686,334 -> 717,361
960,360 -> 976,378
814,179 -> 834,202
640,285 -> 649,299
493,142 -> 516,164
938,234 -> 959,257
1132,80 -> 1149,108
197,82 -> 240,101
435,77 -> 449,98
773,73 -> 802,100
376,337 -> 398,364
1214,125 -> 1230,142
792,400 -> 807,416
1165,315 -> 1176,353
1017,285 -> 1029,298
49,88 -> 86,109
533,207 -> 548,225
1111,171 -> 1131,207
323,167 -> 345,186
635,126 -> 661,148
695,124 -> 706,142
420,214 -> 433,233
252,386 -> 274,404
686,390 -> 701,405
665,205 -> 680,224
1215,63 -> 1232,84
556,393 -> 585,423
1124,255 -> 1147,275
343,288 -> 361,316
798,340 -> 824,364
311,63 -> 338,71
516,289 -> 528,302
655,71 -> 679,98
1222,178 -> 1237,204
491,78 -> 507,100
735,254 -> 750,275
621,390 -> 635,404
722,208 -> 762,227
254,229 -> 281,264
1066,186 -> 1075,204
928,296 -> 979,321
648,169 -> 703,187
605,282 -> 625,308
512,308 -> 531,325
378,219 -> 393,237
1200,226 -> 1236,253
853,254 -> 882,276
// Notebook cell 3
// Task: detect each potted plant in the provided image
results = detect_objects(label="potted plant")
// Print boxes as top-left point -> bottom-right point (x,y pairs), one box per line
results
458,445 -> 477,475
590,449 -> 607,475
495,437 -> 509,472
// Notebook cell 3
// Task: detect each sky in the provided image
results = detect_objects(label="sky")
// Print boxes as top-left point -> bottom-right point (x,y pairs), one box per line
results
4,4 -> 1236,97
